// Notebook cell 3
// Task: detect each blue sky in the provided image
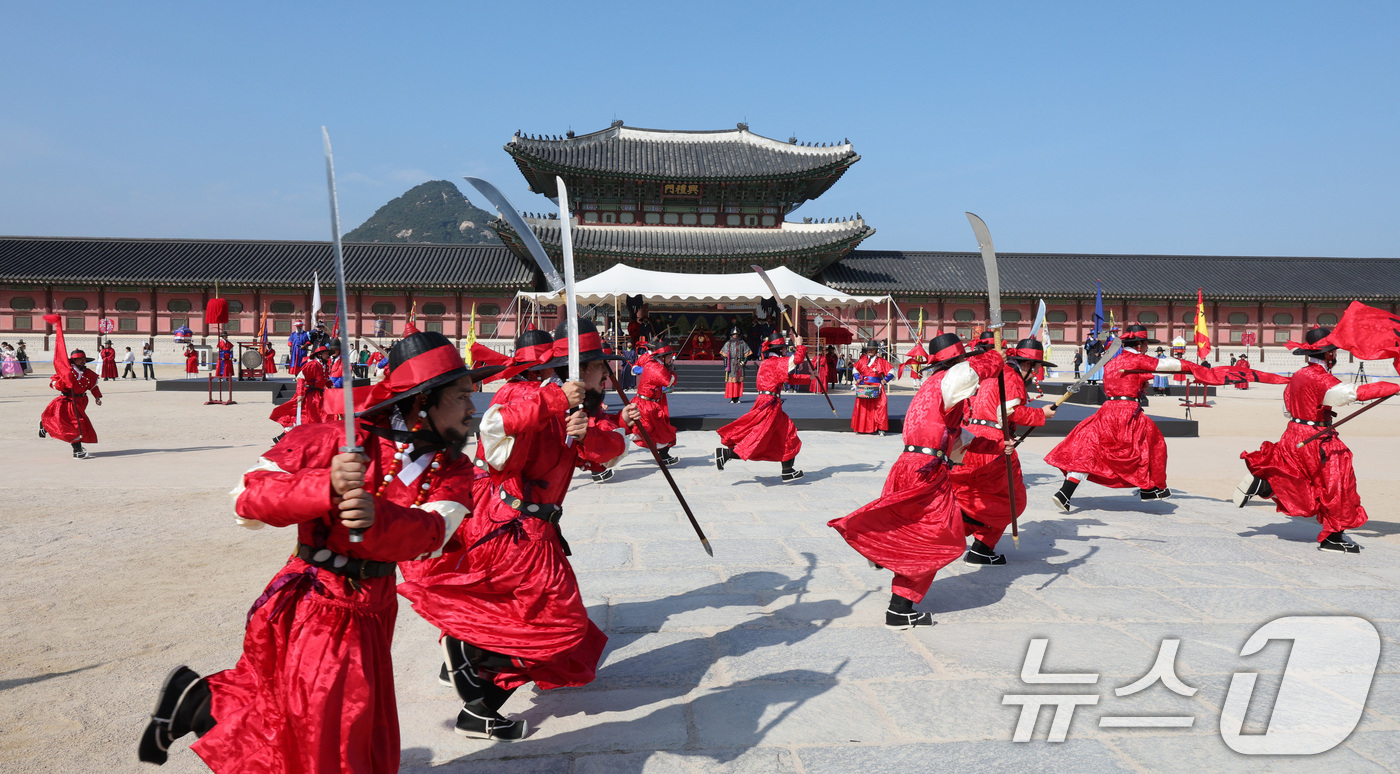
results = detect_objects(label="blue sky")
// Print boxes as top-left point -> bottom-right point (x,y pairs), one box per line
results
1,1 -> 1396,257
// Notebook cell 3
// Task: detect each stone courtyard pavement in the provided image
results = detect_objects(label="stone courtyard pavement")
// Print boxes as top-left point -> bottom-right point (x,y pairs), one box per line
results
391,432 -> 1400,774
2,375 -> 1398,773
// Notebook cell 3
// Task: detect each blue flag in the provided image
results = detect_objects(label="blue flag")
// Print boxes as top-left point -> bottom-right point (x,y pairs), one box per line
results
1091,280 -> 1106,338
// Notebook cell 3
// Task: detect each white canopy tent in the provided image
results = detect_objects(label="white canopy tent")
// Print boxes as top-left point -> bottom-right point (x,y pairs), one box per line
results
514,264 -> 885,308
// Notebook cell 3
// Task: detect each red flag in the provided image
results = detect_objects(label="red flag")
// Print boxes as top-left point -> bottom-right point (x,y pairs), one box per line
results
1316,301 -> 1400,371
899,342 -> 929,379
1184,361 -> 1289,386
43,314 -> 76,391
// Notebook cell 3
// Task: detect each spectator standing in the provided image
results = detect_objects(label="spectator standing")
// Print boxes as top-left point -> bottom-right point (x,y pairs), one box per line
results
121,347 -> 137,379
16,340 -> 31,375
141,342 -> 156,380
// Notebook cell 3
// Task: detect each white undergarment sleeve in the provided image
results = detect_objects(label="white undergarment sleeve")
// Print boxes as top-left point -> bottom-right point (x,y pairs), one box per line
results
228,457 -> 287,529
478,404 -> 515,470
1153,358 -> 1184,372
1323,382 -> 1360,407
941,361 -> 981,409
415,500 -> 469,558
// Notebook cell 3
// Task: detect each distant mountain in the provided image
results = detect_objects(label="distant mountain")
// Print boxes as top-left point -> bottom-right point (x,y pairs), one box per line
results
344,180 -> 501,244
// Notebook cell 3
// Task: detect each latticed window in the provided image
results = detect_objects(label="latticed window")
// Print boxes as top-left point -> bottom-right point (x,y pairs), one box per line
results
1137,311 -> 1159,323
478,303 -> 501,337
855,307 -> 878,340
115,298 -> 141,311
8,296 -> 35,310
1272,312 -> 1294,325
422,302 -> 448,316
270,301 -> 295,314
1317,313 -> 1338,326
167,299 -> 193,312
371,302 -> 396,315
63,298 -> 88,310
227,300 -> 244,313
118,318 -> 138,331
1047,311 -> 1068,322
1227,312 -> 1249,325
1003,309 -> 1022,322
952,309 -> 976,322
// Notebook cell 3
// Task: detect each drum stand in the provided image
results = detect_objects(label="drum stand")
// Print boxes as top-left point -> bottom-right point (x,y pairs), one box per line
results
206,374 -> 237,405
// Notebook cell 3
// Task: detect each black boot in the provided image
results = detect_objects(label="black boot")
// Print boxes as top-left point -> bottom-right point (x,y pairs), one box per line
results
658,446 -> 679,466
72,442 -> 89,459
1319,531 -> 1362,553
1138,487 -> 1172,501
715,446 -> 736,471
1052,479 -> 1079,511
442,635 -> 515,704
454,700 -> 528,741
885,593 -> 933,629
138,666 -> 214,764
590,468 -> 614,483
38,421 -> 47,439
964,538 -> 1006,566
781,458 -> 804,483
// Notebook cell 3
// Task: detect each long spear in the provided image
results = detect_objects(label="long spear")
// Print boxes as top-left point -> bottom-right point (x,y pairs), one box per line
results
607,370 -> 713,556
751,264 -> 837,415
1297,392 -> 1396,447
322,127 -> 365,543
967,213 -> 1019,547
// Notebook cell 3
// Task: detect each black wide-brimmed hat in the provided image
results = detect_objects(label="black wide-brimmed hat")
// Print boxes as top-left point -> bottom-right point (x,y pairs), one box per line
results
1119,324 -> 1161,346
761,331 -> 788,354
973,329 -> 998,352
1006,338 -> 1059,368
533,318 -> 626,371
863,340 -> 879,351
68,349 -> 94,364
357,331 -> 504,416
1291,326 -> 1338,357
926,332 -> 971,366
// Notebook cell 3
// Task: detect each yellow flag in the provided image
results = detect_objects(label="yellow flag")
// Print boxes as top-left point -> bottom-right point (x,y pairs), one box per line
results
465,302 -> 477,366
1193,289 -> 1211,360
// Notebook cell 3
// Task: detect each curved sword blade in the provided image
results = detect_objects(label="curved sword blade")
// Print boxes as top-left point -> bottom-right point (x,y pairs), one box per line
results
557,176 -> 580,382
966,212 -> 1002,330
1029,299 -> 1047,338
463,177 -> 565,292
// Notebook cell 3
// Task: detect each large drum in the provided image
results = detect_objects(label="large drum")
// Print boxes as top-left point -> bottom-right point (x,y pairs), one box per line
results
240,348 -> 265,370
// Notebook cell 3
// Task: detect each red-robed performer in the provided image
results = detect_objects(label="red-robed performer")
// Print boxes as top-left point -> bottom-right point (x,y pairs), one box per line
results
99,341 -> 118,380
715,332 -> 812,483
1045,324 -> 1184,510
215,333 -> 234,378
851,341 -> 894,435
1234,327 -> 1399,552
184,345 -> 199,377
816,345 -> 837,393
720,327 -> 752,403
829,333 -> 1008,628
38,338 -> 103,459
260,342 -> 277,374
632,340 -> 679,465
1230,355 -> 1253,389
398,320 -> 641,741
950,338 -> 1058,565
269,345 -> 333,435
138,331 -> 502,771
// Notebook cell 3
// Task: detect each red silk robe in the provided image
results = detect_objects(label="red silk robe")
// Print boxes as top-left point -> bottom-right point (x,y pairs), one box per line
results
99,346 -> 118,379
1043,350 -> 1179,490
950,359 -> 1045,549
185,347 -> 200,375
717,354 -> 811,462
261,345 -> 277,374
269,358 -> 331,429
851,355 -> 893,433
829,355 -> 1001,602
1242,363 -> 1398,541
192,422 -> 457,774
399,380 -> 626,691
633,357 -> 677,448
40,367 -> 101,443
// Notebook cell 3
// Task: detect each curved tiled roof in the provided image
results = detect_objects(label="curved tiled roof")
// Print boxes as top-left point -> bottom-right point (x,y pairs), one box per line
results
0,237 -> 535,290
821,250 -> 1400,302
507,124 -> 859,186
498,217 -> 874,260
